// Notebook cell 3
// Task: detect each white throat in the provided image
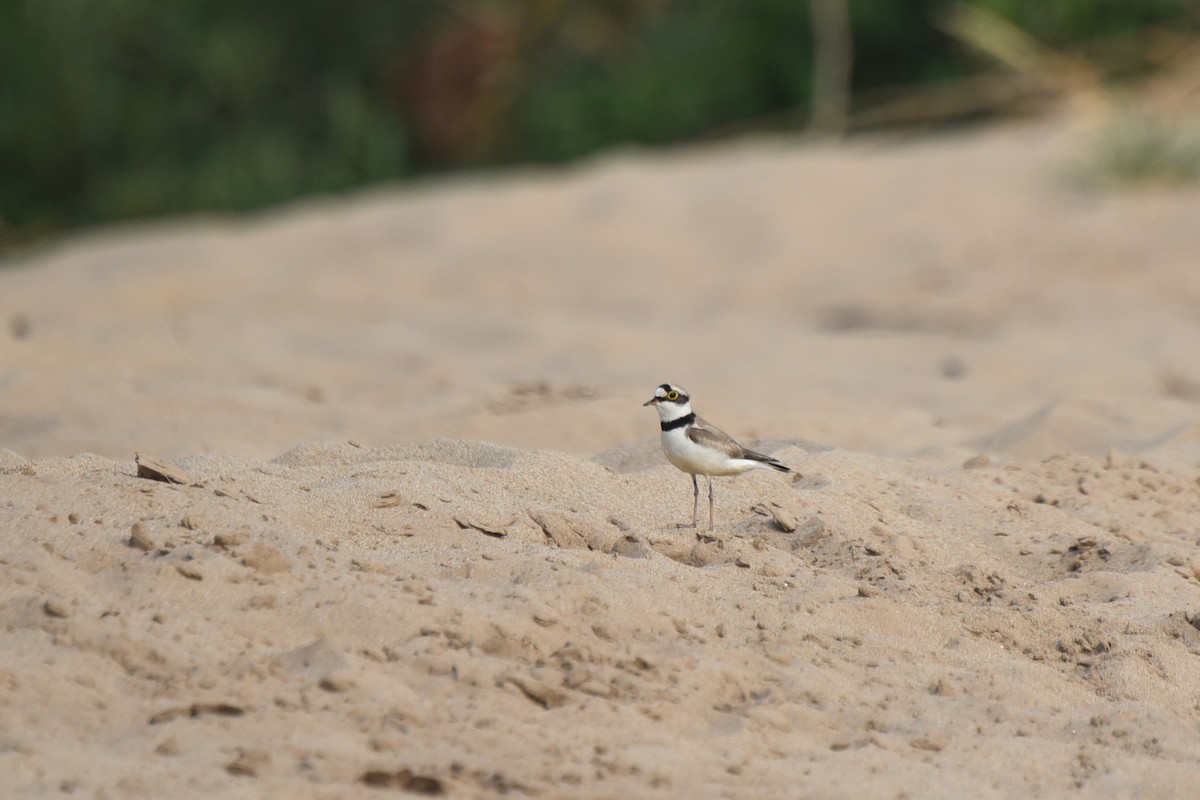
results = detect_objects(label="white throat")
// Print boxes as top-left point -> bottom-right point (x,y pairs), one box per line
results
656,400 -> 693,424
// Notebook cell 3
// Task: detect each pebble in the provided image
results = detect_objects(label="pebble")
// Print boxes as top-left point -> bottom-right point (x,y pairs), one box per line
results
910,735 -> 947,752
226,749 -> 270,777
770,506 -> 798,532
134,453 -> 191,485
318,671 -> 357,693
129,522 -> 155,552
43,599 -> 69,618
155,737 -> 181,756
176,563 -> 203,581
213,530 -> 249,548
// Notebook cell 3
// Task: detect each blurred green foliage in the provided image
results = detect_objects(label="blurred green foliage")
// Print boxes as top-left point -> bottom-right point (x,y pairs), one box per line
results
972,0 -> 1192,43
0,1 -> 428,242
0,0 -> 1193,246
1070,115 -> 1200,187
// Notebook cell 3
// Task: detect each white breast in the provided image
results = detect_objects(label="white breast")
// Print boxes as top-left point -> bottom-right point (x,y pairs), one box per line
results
660,428 -> 759,476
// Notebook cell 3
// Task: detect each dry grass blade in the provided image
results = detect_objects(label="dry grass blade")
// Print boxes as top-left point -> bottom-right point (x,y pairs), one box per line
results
937,3 -> 1101,97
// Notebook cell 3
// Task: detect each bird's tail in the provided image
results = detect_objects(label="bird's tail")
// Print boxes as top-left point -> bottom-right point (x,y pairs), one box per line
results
748,451 -> 793,474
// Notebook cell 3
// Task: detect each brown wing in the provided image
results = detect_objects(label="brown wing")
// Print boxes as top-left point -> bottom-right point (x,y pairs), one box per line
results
688,416 -> 793,472
686,416 -> 753,459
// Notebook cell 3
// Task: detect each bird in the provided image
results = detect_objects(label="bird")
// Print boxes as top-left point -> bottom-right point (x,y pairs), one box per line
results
643,383 -> 793,530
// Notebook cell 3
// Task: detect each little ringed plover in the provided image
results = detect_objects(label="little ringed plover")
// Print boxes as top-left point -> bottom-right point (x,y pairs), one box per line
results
644,383 -> 793,530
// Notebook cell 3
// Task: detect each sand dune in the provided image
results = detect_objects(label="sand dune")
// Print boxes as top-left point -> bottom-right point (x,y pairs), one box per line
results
3,115 -> 1200,797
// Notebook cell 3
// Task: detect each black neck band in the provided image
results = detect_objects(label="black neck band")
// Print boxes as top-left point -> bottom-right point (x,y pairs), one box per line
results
660,412 -> 695,432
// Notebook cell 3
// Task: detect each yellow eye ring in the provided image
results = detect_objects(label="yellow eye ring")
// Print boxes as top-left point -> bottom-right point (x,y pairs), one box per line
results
665,390 -> 679,401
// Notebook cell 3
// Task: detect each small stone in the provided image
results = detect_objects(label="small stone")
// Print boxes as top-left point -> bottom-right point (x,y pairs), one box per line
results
155,737 -> 181,756
176,563 -> 203,581
532,611 -> 557,627
591,624 -> 616,642
213,530 -> 249,548
910,736 -> 947,752
181,514 -> 203,531
962,454 -> 991,469
67,512 -> 80,525
226,749 -> 270,777
134,453 -> 191,485
129,522 -> 155,551
770,506 -> 797,533
319,671 -> 357,693
43,599 -> 69,618
360,770 -> 444,794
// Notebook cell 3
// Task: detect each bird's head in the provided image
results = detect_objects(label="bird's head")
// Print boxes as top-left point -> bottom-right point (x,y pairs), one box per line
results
643,383 -> 692,421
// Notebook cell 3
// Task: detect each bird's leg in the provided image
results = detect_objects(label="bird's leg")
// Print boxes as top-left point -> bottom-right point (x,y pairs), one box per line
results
707,476 -> 715,531
691,473 -> 700,528
677,474 -> 699,529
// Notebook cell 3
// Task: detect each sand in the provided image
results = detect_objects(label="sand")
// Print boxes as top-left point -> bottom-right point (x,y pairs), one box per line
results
3,114 -> 1200,798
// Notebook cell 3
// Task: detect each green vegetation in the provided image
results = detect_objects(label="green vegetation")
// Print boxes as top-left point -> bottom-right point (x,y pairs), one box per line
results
0,2 -> 427,244
1071,115 -> 1200,187
0,1 -> 1194,248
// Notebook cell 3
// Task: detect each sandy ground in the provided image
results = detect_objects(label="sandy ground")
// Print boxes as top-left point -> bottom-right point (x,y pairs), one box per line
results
3,114 -> 1200,798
